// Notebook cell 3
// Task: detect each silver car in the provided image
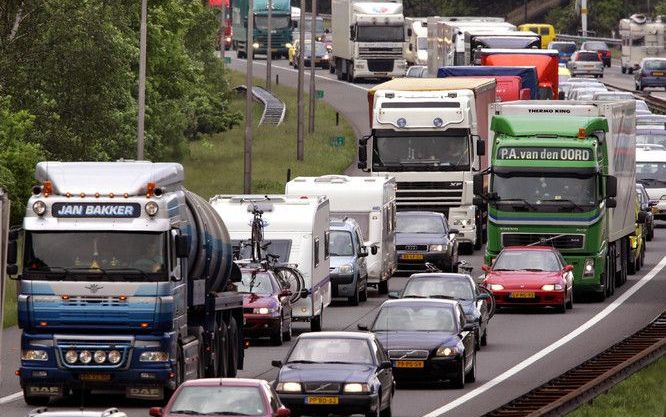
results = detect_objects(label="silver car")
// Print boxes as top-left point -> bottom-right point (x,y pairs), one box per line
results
567,50 -> 604,78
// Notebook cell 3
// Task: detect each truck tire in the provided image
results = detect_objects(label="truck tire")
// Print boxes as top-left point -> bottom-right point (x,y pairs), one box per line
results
474,223 -> 483,251
189,327 -> 206,378
165,345 -> 185,401
216,323 -> 230,377
227,317 -> 239,377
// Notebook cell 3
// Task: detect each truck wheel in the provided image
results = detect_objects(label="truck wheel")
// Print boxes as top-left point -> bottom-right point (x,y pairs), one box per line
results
227,317 -> 239,377
647,227 -> 654,241
628,68 -> 634,75
311,306 -> 323,332
22,389 -> 50,406
474,224 -> 483,251
378,279 -> 389,295
348,62 -> 355,83
216,323 -> 229,377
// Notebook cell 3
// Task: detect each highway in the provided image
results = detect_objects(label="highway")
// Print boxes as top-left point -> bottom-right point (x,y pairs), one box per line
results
1,57 -> 665,417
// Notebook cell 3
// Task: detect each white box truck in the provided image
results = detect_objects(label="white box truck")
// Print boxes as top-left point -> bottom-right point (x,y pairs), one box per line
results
286,175 -> 397,293
331,0 -> 407,81
358,77 -> 496,254
210,195 -> 331,331
405,17 -> 428,66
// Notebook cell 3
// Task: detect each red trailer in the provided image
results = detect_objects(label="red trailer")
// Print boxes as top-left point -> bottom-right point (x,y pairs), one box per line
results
480,49 -> 560,100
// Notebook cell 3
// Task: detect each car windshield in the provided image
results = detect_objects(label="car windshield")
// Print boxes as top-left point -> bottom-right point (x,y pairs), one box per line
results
329,231 -> 354,256
287,338 -> 374,364
373,134 -> 470,171
550,42 -> 576,53
643,60 -> 666,71
23,231 -> 167,280
373,305 -> 457,332
636,162 -> 666,182
493,250 -> 561,272
403,278 -> 474,300
584,41 -> 608,51
236,271 -> 275,295
492,175 -> 598,212
356,25 -> 404,42
255,15 -> 290,30
577,52 -> 600,61
417,37 -> 428,50
170,385 -> 266,416
302,43 -> 327,56
396,214 -> 446,234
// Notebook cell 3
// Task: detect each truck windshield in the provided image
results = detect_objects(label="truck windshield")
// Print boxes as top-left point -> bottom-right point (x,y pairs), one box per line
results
492,175 -> 598,212
23,231 -> 167,281
373,134 -> 470,171
356,25 -> 404,42
255,15 -> 290,30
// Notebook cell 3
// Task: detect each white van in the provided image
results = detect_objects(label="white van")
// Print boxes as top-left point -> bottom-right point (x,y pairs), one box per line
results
210,195 -> 331,331
636,149 -> 666,221
286,175 -> 396,294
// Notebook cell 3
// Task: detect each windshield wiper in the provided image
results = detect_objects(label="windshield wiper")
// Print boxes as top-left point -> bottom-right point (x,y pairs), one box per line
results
170,411 -> 204,415
494,198 -> 537,211
402,294 -> 426,298
429,295 -> 457,300
521,268 -> 544,272
211,413 -> 253,416
539,198 -> 586,212
287,360 -> 321,364
103,267 -> 150,280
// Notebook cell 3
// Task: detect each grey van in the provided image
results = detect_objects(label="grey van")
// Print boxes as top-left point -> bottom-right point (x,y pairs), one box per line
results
329,218 -> 370,305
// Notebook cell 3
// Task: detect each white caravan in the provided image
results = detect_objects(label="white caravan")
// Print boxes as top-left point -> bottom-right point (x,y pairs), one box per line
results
620,14 -> 666,73
286,175 -> 397,293
210,195 -> 331,331
405,17 -> 428,66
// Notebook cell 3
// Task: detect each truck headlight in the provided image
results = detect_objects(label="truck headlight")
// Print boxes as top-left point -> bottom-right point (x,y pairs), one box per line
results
252,307 -> 275,315
343,383 -> 370,393
22,350 -> 48,361
145,201 -> 159,216
140,351 -> 169,362
429,244 -> 444,252
583,258 -> 594,277
65,350 -> 78,364
453,219 -> 468,226
108,350 -> 122,364
33,201 -> 47,216
435,346 -> 458,357
276,382 -> 302,392
253,42 -> 260,49
94,350 -> 107,364
338,264 -> 353,274
79,350 -> 92,364
489,284 -> 504,291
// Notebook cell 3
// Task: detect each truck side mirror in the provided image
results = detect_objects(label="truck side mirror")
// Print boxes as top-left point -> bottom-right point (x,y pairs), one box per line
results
349,25 -> 356,41
606,198 -> 617,208
473,174 -> 483,197
175,234 -> 189,258
357,136 -> 369,170
475,137 -> 485,156
606,176 -> 617,198
370,245 -> 378,255
6,239 -> 17,265
408,44 -> 413,51
407,28 -> 412,37
637,210 -> 648,224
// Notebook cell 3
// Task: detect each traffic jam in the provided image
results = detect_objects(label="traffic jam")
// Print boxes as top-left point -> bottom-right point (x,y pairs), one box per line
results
9,3 -> 666,417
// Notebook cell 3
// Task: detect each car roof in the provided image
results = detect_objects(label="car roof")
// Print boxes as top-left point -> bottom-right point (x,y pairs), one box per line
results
408,272 -> 473,282
641,57 -> 666,62
330,218 -> 361,232
500,245 -> 558,252
637,149 -> 666,162
180,378 -> 266,388
397,211 -> 445,218
381,298 -> 459,307
298,331 -> 374,340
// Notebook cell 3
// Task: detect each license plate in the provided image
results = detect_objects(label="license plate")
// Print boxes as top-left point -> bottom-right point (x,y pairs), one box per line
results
653,72 -> 664,76
395,360 -> 424,368
401,253 -> 424,260
79,373 -> 111,382
306,396 -> 339,405
510,291 -> 536,299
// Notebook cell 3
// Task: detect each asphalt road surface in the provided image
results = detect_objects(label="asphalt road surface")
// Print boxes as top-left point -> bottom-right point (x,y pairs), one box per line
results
1,55 -> 665,417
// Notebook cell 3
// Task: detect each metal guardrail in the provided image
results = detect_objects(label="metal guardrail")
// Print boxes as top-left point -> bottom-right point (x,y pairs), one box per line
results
235,85 -> 286,126
556,33 -> 622,47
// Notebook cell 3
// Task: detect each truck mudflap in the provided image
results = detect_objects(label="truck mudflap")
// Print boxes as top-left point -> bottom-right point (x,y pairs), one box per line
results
126,386 -> 164,400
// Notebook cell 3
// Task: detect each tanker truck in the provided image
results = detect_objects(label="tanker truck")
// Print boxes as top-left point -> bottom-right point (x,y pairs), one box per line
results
10,161 -> 244,404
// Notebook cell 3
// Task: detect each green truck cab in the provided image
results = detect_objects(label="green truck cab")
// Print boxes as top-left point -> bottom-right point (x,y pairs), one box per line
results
477,101 -> 636,301
232,0 -> 291,58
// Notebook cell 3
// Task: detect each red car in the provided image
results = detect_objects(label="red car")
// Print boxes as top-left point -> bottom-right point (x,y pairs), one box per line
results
481,246 -> 574,313
150,378 -> 290,417
237,267 -> 294,346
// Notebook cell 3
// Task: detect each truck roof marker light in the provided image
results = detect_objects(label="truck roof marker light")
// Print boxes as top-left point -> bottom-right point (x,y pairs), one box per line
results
146,182 -> 156,198
80,192 -> 86,198
119,295 -> 127,301
66,192 -> 72,198
109,193 -> 114,198
578,128 -> 587,139
43,181 -> 52,197
95,193 -> 100,198
124,193 -> 129,198
39,321 -> 48,327
61,295 -> 70,300
140,322 -> 149,328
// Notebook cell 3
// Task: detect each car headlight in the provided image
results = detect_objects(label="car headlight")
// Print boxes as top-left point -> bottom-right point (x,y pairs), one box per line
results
489,284 -> 504,291
22,350 -> 48,361
453,219 -> 468,226
252,307 -> 275,315
541,284 -> 563,291
65,350 -> 78,364
140,351 -> 169,362
108,350 -> 122,364
252,42 -> 260,49
343,383 -> 370,393
583,258 -> 594,277
276,382 -> 302,393
435,346 -> 458,357
338,264 -> 353,274
429,244 -> 445,252
323,54 -> 329,60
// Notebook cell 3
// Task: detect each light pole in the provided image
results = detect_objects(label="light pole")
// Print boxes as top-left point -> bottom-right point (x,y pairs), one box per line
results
308,0 -> 317,133
296,0 -> 305,161
266,0 -> 272,90
581,0 -> 588,37
137,0 -> 147,160
245,0 -> 254,193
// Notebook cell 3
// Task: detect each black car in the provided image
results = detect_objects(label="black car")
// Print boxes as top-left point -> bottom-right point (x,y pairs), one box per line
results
390,273 -> 492,351
635,57 -> 666,91
395,211 -> 459,274
362,298 -> 476,388
272,331 -> 394,417
636,183 -> 655,241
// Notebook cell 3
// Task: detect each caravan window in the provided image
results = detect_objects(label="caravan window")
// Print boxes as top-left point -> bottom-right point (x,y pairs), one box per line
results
324,231 -> 330,259
314,238 -> 320,267
232,239 -> 292,262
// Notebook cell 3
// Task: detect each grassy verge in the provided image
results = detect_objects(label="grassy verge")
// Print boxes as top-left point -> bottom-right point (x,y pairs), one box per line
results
567,355 -> 666,417
183,70 -> 356,197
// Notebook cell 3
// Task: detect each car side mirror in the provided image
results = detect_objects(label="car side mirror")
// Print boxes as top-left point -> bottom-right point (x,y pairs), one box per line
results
359,246 -> 369,257
649,200 -> 658,207
481,264 -> 490,273
277,407 -> 291,417
300,289 -> 309,299
357,323 -> 369,331
388,291 -> 400,299
563,264 -> 574,272
380,360 -> 392,369
272,360 -> 283,368
476,293 -> 491,301
637,210 -> 648,224
149,407 -> 163,417
606,175 -> 617,198
448,229 -> 459,238
606,198 -> 617,208
370,245 -> 378,255
175,234 -> 189,258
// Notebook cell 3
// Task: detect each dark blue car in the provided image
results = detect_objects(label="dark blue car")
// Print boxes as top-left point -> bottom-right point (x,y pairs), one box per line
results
395,211 -> 459,274
272,332 -> 394,417
635,58 -> 666,91
363,298 -> 476,388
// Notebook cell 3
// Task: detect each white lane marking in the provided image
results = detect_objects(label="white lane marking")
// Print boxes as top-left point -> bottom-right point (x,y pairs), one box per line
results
423,255 -> 666,417
230,58 -> 371,92
0,391 -> 23,405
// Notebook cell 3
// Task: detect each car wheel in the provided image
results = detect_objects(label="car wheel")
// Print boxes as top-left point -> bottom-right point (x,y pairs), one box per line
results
311,305 -> 323,331
365,396 -> 381,417
271,317 -> 284,346
283,316 -> 292,341
465,351 -> 476,383
360,278 -> 368,302
378,279 -> 389,295
474,328 -> 481,351
453,359 -> 465,389
349,283 -> 360,306
556,296 -> 566,313
566,290 -> 573,310
628,253 -> 637,275
647,226 -> 654,241
481,328 -> 488,346
621,66 -> 626,74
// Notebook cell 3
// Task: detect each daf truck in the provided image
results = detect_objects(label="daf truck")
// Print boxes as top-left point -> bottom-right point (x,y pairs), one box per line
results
331,0 -> 407,82
233,0 -> 291,58
12,162 -> 245,404
478,101 -> 636,300
358,78 -> 496,253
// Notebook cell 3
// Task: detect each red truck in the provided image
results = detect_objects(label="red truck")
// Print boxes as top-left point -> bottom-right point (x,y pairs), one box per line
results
480,49 -> 560,100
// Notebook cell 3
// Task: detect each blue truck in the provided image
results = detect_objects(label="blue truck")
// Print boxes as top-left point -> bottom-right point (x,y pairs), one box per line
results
437,66 -> 539,99
232,0 -> 291,58
11,161 -> 244,404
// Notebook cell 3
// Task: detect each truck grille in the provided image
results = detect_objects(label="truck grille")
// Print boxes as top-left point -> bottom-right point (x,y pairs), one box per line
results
501,233 -> 585,250
359,47 -> 403,58
367,59 -> 395,72
396,181 -> 463,213
388,349 -> 429,359
55,340 -> 131,369
304,382 -> 341,393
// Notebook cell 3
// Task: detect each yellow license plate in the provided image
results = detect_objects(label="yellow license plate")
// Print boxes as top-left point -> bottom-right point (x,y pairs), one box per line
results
401,253 -> 424,260
79,373 -> 111,382
306,396 -> 339,405
395,360 -> 425,368
510,291 -> 536,299
653,72 -> 664,76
